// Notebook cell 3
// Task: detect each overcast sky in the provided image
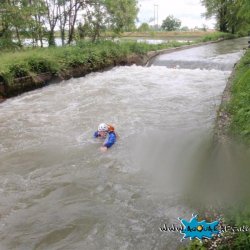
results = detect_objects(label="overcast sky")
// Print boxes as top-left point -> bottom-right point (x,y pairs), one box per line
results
137,0 -> 216,29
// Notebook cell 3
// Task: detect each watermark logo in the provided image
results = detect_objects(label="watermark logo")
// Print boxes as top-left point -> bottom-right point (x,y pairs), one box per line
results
178,214 -> 220,241
160,214 -> 250,241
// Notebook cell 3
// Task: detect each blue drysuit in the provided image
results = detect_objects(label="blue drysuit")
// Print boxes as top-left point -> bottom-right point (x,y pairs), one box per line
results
94,131 -> 116,148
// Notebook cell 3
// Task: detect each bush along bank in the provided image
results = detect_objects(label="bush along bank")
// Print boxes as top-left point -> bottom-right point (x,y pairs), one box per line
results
0,32 -> 237,100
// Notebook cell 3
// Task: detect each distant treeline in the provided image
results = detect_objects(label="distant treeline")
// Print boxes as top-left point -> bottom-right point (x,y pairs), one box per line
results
1,0 -> 249,50
0,0 -> 138,49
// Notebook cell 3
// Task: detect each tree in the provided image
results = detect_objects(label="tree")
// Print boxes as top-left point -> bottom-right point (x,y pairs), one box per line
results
0,0 -> 139,49
77,22 -> 91,39
67,0 -> 85,44
0,0 -> 44,48
0,1 -> 20,47
201,0 -> 250,34
201,0 -> 226,32
138,22 -> 150,32
44,0 -> 59,46
57,0 -> 68,46
25,0 -> 47,47
161,15 -> 181,31
104,0 -> 138,33
236,0 -> 250,34
202,24 -> 208,31
81,0 -> 138,42
180,26 -> 189,31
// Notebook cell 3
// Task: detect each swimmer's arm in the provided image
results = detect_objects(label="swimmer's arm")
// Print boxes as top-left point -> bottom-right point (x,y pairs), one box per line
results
94,131 -> 99,138
103,133 -> 116,148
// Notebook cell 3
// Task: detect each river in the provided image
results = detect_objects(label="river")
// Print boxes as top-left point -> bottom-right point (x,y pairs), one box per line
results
0,37 -> 248,250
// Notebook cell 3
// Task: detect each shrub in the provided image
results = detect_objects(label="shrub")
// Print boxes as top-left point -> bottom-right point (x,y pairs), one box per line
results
27,57 -> 56,74
9,63 -> 29,78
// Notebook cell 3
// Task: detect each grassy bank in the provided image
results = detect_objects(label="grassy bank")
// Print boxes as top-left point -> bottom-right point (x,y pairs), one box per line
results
185,47 -> 250,250
197,32 -> 237,42
220,47 -> 250,250
121,31 -> 236,44
0,40 -> 182,97
228,49 -> 250,145
121,31 -> 235,40
0,40 -> 184,86
0,32 -> 236,98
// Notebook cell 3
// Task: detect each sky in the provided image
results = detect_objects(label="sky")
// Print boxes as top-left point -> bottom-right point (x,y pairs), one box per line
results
137,0 -> 216,29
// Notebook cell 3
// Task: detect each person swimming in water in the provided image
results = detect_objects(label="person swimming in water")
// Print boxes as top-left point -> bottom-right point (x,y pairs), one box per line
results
94,123 -> 117,152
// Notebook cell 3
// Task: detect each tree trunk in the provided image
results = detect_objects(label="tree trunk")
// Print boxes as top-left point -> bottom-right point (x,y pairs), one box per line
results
15,27 -> 22,47
67,2 -> 80,45
218,8 -> 228,32
48,29 -> 56,46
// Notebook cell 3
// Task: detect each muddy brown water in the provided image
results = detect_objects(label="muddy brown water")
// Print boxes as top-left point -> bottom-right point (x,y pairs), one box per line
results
0,37 -> 248,249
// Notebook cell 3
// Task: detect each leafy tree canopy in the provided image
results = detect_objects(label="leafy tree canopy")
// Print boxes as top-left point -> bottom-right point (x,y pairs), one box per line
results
161,15 -> 181,31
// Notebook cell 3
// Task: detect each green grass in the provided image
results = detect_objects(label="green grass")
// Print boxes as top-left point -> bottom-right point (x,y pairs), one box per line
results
0,39 -> 192,87
122,31 -> 227,38
0,40 -> 183,85
198,32 -> 237,42
220,50 -> 250,248
228,49 -> 250,145
0,32 -> 235,87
